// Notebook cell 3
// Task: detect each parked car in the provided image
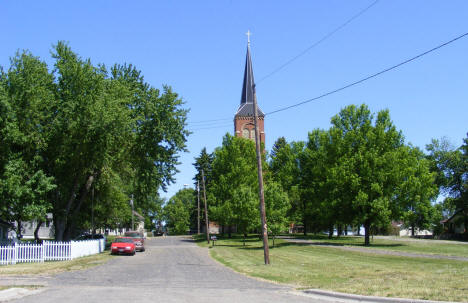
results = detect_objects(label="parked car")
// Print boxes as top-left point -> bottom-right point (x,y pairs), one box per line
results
74,233 -> 107,243
110,237 -> 136,255
124,231 -> 145,252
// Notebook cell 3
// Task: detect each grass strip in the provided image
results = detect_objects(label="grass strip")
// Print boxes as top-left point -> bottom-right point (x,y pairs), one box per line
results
286,234 -> 468,258
195,235 -> 468,302
0,252 -> 113,276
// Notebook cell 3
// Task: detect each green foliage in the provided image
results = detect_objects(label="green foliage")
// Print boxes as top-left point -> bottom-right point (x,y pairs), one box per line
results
0,42 -> 189,240
209,134 -> 259,229
164,188 -> 194,234
427,134 -> 468,233
264,181 -> 289,245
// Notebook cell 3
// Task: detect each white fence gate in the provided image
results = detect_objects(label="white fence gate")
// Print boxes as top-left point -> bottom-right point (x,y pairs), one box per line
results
0,239 -> 105,265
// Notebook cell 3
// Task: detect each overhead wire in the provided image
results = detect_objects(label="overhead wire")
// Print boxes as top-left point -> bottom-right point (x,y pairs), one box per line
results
189,31 -> 468,131
188,1 -> 380,127
265,31 -> 468,115
256,0 -> 380,85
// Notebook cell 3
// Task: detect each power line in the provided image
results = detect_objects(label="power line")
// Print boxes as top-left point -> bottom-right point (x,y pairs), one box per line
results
187,2 -> 380,126
266,32 -> 468,116
187,118 -> 231,125
256,0 -> 380,85
189,123 -> 232,131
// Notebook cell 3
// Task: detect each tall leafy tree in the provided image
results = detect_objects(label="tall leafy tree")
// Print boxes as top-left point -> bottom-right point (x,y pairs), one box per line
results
0,52 -> 56,238
269,138 -> 305,232
427,134 -> 468,234
0,42 -> 189,240
163,188 -> 194,235
209,134 -> 260,236
329,105 -> 405,245
264,181 -> 289,246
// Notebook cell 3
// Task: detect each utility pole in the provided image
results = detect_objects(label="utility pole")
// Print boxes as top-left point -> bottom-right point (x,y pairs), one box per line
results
130,194 -> 134,231
197,179 -> 201,235
252,84 -> 270,265
201,169 -> 210,244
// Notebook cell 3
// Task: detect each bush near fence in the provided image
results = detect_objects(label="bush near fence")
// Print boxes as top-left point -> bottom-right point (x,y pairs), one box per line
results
0,239 -> 106,265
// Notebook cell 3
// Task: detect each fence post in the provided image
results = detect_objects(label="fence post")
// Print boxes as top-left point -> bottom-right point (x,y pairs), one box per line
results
41,241 -> 46,263
13,242 -> 17,265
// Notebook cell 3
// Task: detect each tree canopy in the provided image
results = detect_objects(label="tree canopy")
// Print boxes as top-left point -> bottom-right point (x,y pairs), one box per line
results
0,42 -> 189,240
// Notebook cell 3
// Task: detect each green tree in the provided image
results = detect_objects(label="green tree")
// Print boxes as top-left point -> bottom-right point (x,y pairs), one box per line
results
0,42 -> 189,240
0,52 -> 56,239
269,138 -> 305,232
427,134 -> 468,234
264,181 -> 289,246
396,146 -> 438,235
164,188 -> 194,235
329,105 -> 405,245
209,134 -> 260,236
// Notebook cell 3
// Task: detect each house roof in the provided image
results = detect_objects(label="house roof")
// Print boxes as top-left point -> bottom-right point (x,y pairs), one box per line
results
441,210 -> 463,224
235,43 -> 264,118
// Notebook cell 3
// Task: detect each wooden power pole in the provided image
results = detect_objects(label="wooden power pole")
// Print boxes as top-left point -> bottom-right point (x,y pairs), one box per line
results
252,84 -> 270,265
197,179 -> 201,235
201,169 -> 210,244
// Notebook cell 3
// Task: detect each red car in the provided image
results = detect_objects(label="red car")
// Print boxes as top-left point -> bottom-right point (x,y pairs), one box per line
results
124,231 -> 145,252
110,237 -> 136,255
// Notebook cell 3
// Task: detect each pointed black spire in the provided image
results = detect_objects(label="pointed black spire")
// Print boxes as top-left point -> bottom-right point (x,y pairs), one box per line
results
240,44 -> 255,105
235,39 -> 264,118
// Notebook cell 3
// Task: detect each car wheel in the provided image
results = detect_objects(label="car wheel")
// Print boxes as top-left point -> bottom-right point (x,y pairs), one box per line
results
132,250 -> 135,256
141,247 -> 145,252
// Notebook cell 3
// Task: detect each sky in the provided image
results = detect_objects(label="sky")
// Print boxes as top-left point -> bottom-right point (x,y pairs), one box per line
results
1,1 -> 467,200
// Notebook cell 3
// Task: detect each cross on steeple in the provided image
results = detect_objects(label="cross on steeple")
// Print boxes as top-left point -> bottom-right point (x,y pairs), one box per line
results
246,30 -> 251,45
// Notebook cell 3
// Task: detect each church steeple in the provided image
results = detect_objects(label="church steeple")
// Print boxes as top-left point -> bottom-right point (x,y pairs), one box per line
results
234,31 -> 265,144
235,34 -> 264,118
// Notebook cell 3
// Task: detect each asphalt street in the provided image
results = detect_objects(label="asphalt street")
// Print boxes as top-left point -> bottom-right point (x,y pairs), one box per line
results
13,236 -> 325,303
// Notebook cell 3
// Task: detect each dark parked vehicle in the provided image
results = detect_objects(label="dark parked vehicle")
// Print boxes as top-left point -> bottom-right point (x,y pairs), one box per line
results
110,237 -> 136,255
74,233 -> 107,243
124,231 -> 145,252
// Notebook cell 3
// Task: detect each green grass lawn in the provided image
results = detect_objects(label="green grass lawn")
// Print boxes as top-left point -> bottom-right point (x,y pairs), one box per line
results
195,235 -> 468,302
287,234 -> 468,258
0,252 -> 113,276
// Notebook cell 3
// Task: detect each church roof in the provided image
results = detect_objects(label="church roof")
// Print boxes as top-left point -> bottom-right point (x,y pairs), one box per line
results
235,43 -> 264,118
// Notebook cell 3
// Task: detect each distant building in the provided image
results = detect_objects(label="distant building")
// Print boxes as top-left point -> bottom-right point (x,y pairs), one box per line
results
234,38 -> 265,146
442,211 -> 466,235
0,219 -> 12,243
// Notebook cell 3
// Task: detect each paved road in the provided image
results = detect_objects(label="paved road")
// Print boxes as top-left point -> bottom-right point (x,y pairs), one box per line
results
14,236 -> 322,303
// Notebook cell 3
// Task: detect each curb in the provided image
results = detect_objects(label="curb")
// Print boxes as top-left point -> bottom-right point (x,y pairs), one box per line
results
299,289 -> 457,303
0,287 -> 45,302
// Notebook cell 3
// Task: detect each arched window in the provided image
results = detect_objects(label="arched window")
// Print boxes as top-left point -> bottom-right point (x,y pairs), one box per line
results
242,128 -> 249,138
250,129 -> 255,139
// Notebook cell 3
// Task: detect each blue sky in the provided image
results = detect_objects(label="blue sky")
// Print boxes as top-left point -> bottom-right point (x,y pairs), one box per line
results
1,1 -> 467,200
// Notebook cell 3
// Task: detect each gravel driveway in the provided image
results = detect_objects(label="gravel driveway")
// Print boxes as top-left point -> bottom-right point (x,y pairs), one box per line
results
13,236 -> 321,303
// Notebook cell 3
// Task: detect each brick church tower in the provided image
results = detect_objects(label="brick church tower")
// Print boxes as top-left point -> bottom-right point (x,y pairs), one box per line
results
234,38 -> 265,145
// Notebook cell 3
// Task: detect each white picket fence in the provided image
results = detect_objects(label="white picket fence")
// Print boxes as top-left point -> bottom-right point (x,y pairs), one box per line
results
0,239 -> 106,265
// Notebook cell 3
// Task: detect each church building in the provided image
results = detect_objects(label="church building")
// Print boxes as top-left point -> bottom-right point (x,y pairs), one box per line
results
234,37 -> 265,145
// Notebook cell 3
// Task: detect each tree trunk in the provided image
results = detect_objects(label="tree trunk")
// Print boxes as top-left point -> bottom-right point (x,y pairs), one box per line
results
357,225 -> 360,236
228,226 -> 232,238
328,225 -> 333,239
303,220 -> 307,236
34,221 -> 43,242
411,224 -> 415,237
272,235 -> 275,247
243,233 -> 247,246
344,225 -> 348,236
15,220 -> 23,240
364,221 -> 370,246
337,225 -> 343,237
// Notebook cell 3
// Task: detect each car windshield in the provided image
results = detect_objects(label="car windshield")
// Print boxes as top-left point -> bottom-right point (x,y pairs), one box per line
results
113,238 -> 133,243
125,232 -> 141,238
